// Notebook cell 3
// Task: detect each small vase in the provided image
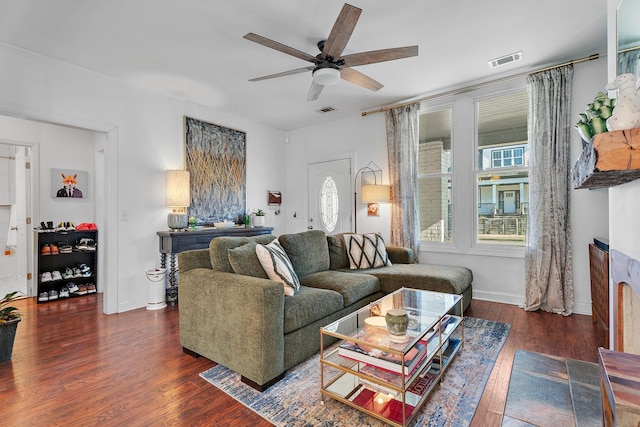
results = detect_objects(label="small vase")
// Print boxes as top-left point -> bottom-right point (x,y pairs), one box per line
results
252,215 -> 265,228
385,309 -> 409,343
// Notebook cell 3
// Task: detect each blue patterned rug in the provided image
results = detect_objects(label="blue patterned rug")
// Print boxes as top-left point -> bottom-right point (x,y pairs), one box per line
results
200,317 -> 510,426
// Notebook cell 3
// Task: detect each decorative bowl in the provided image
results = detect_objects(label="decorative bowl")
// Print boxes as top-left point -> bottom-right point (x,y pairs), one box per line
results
213,221 -> 235,229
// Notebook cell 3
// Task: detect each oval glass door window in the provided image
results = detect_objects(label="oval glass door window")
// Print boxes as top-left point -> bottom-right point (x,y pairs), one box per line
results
320,176 -> 339,232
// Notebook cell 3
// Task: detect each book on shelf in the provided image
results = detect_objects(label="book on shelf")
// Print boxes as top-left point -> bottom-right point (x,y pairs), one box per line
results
339,339 -> 429,375
350,386 -> 414,424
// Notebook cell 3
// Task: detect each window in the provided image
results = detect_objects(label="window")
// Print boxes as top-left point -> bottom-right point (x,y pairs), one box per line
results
418,83 -> 528,251
417,107 -> 452,242
476,91 -> 528,246
320,176 -> 338,232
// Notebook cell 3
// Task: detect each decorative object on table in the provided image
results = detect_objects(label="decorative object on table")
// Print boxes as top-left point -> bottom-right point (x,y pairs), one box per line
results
385,308 -> 409,343
353,162 -> 390,231
244,214 -> 251,228
363,316 -> 387,342
166,170 -> 190,230
0,291 -> 22,362
184,117 -> 246,225
252,209 -> 266,227
605,73 -> 640,131
51,168 -> 88,199
213,220 -> 235,229
574,92 -> 615,147
188,216 -> 197,231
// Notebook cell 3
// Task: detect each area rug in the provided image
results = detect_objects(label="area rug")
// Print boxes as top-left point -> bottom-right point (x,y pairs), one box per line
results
200,317 -> 510,426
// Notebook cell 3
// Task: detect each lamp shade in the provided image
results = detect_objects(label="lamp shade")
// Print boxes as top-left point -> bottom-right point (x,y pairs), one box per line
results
166,170 -> 190,207
361,185 -> 391,203
312,67 -> 341,86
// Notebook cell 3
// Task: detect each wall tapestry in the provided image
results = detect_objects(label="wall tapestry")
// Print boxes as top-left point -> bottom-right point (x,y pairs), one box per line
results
184,117 -> 246,225
51,168 -> 88,199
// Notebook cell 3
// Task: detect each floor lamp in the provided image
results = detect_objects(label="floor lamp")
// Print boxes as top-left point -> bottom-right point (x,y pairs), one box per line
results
353,166 -> 390,233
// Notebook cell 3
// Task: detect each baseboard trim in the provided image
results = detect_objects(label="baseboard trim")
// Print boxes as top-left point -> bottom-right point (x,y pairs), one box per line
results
472,291 -> 591,316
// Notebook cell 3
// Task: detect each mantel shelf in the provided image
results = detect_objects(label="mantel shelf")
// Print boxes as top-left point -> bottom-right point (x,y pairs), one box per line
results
572,129 -> 640,189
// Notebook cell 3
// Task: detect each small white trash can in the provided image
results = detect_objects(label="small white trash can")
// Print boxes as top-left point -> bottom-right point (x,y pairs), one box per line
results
146,268 -> 167,310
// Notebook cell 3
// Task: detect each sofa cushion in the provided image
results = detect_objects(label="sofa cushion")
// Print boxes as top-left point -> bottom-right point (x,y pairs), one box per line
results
228,242 -> 268,279
278,230 -> 330,278
299,270 -> 380,307
353,263 -> 473,296
327,234 -> 350,270
344,233 -> 392,269
209,234 -> 276,272
256,240 -> 300,296
283,286 -> 344,334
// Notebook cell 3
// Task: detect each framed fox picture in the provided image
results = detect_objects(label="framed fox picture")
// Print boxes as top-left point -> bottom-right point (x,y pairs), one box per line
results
51,168 -> 88,199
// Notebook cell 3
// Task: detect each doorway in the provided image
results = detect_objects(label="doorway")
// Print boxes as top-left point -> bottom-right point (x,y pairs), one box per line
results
307,158 -> 352,234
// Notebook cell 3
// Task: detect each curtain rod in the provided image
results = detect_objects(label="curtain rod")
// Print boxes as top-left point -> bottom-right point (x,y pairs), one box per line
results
361,53 -> 600,117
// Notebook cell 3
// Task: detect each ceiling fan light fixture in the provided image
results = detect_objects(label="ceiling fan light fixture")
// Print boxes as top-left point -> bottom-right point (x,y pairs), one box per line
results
312,66 -> 341,86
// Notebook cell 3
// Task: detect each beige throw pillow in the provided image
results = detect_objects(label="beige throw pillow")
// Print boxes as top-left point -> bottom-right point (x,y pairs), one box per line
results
256,239 -> 300,296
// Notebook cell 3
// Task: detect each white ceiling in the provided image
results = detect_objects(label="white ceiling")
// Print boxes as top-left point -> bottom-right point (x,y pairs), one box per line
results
0,0 -> 607,131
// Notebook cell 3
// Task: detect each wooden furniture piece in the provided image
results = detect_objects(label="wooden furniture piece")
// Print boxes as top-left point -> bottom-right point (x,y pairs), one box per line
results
573,129 -> 640,189
34,229 -> 98,303
157,226 -> 273,304
599,348 -> 640,426
589,239 -> 610,347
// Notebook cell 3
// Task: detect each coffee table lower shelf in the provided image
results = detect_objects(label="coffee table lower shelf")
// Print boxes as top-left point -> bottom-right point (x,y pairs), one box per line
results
320,337 -> 462,427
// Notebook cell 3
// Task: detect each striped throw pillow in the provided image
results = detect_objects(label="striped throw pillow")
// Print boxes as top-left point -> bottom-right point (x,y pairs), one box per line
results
256,240 -> 300,296
345,233 -> 392,269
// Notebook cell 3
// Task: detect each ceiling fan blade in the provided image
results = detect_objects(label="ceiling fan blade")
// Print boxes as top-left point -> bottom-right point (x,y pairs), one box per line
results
322,4 -> 362,59
341,67 -> 383,91
341,46 -> 419,68
307,81 -> 324,102
249,66 -> 315,82
244,33 -> 317,63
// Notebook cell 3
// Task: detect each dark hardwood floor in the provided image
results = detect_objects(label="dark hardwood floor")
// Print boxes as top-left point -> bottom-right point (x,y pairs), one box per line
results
1,295 -> 605,426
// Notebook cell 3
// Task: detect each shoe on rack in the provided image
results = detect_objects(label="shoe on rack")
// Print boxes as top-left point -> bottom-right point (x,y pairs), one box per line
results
55,222 -> 67,232
38,292 -> 49,302
58,243 -> 72,254
62,267 -> 74,279
50,244 -> 59,255
59,286 -> 69,298
41,244 -> 51,255
75,223 -> 88,231
78,263 -> 90,273
66,221 -> 75,231
51,270 -> 62,281
47,221 -> 54,232
66,282 -> 79,293
82,269 -> 92,277
88,223 -> 97,230
40,272 -> 52,282
86,239 -> 97,251
86,283 -> 96,294
49,289 -> 59,300
73,267 -> 82,278
76,284 -> 87,295
37,222 -> 47,233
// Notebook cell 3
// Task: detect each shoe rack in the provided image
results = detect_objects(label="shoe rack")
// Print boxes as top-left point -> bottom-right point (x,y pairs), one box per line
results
34,229 -> 98,303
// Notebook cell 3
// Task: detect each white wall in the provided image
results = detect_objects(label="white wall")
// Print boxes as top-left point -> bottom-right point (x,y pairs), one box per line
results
285,56 -> 609,315
0,42 -> 287,313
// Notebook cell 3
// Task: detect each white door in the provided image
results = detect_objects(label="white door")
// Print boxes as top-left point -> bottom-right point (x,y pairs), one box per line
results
308,158 -> 351,234
0,144 -> 30,297
503,191 -> 516,214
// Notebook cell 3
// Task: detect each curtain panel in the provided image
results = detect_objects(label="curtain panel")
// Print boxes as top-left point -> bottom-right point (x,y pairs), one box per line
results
384,103 -> 420,256
524,65 -> 574,315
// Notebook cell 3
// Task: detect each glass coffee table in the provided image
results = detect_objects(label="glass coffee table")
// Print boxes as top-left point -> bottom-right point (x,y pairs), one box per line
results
319,288 -> 464,427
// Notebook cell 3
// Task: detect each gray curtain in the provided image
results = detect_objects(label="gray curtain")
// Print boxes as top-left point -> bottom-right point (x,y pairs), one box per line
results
384,103 -> 420,255
524,65 -> 574,315
618,49 -> 640,77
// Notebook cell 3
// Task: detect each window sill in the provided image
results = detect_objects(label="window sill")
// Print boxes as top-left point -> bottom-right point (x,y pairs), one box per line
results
419,242 -> 525,259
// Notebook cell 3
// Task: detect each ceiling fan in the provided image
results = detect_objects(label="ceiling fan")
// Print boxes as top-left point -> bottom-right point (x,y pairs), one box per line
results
244,3 -> 418,101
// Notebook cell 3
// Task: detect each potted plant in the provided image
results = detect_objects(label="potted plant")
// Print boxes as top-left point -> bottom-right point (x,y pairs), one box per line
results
252,209 -> 266,228
0,291 -> 22,362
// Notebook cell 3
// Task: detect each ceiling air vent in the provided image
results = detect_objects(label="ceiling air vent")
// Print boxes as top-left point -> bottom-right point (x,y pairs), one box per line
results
317,106 -> 336,113
488,51 -> 523,69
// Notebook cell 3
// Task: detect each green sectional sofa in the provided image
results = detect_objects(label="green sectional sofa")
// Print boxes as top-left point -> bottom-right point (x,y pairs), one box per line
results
178,230 -> 472,391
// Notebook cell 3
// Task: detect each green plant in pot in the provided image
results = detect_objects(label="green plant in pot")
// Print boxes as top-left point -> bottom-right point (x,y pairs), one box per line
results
252,208 -> 266,228
0,291 -> 22,362
575,92 -> 615,148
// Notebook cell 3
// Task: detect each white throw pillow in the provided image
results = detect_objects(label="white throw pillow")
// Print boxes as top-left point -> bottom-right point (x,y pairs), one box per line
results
344,233 -> 392,269
256,240 -> 300,296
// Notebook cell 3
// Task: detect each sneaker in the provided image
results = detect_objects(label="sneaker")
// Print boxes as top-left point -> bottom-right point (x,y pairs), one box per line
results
50,244 -> 59,255
76,284 -> 87,295
59,286 -> 70,298
82,269 -> 92,277
85,239 -> 97,251
75,223 -> 89,231
37,222 -> 48,233
66,282 -> 79,293
51,270 -> 62,281
78,263 -> 90,273
49,289 -> 59,300
66,222 -> 75,231
41,244 -> 51,255
58,243 -> 72,254
41,272 -> 52,282
86,283 -> 96,293
55,222 -> 67,232
38,291 -> 49,302
62,267 -> 74,279
73,267 -> 82,277
46,221 -> 54,232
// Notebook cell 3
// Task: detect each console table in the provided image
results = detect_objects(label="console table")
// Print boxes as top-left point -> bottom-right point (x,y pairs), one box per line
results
157,226 -> 274,304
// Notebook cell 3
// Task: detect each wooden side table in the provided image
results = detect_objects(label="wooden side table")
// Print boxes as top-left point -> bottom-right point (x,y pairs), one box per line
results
599,348 -> 640,426
157,226 -> 274,304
